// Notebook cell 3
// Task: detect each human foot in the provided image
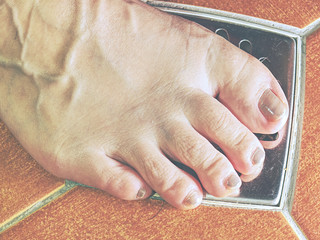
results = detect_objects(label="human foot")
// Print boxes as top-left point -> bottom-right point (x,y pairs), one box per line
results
0,0 -> 288,209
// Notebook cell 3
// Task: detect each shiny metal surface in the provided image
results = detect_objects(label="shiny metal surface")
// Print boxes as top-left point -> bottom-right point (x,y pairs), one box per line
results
148,2 -> 302,207
188,16 -> 295,206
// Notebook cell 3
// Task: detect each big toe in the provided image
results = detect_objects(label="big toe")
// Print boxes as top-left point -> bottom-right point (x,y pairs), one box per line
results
210,37 -> 289,135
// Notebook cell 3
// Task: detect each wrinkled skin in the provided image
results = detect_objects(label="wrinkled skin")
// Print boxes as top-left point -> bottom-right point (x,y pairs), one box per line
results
0,0 -> 288,209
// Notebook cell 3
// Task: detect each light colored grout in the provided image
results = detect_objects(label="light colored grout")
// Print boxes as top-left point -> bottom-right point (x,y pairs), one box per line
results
282,209 -> 308,240
301,18 -> 320,37
0,182 -> 76,234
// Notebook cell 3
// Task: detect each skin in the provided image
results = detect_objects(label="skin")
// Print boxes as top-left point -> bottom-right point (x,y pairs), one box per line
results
0,0 -> 288,209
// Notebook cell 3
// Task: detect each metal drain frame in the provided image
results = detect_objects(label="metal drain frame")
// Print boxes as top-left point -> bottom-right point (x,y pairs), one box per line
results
145,1 -> 305,211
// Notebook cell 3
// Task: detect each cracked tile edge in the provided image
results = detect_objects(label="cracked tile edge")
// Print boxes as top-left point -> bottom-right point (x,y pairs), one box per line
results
0,181 -> 75,234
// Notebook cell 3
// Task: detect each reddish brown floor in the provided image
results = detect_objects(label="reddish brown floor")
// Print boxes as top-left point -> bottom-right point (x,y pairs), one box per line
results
0,121 -> 64,225
291,29 -> 320,240
1,0 -> 320,239
1,187 -> 298,240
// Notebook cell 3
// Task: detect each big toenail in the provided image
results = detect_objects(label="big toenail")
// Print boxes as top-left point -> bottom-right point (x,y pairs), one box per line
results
259,89 -> 286,121
136,188 -> 146,199
183,190 -> 203,208
252,148 -> 265,165
226,174 -> 242,189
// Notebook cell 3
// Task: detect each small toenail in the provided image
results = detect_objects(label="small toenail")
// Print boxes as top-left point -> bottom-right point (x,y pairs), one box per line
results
226,174 -> 242,189
251,148 -> 265,165
136,188 -> 146,199
183,190 -> 203,208
259,89 -> 287,121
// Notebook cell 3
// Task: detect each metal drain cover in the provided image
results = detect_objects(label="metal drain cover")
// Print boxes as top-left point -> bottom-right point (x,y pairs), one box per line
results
148,2 -> 302,207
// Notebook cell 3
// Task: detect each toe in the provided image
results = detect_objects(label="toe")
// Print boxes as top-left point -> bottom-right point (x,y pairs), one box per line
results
122,142 -> 203,210
160,122 -> 242,197
208,37 -> 289,134
184,90 -> 265,178
58,150 -> 153,201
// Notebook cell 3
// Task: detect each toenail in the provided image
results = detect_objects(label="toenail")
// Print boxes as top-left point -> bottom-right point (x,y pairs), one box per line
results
259,89 -> 287,121
183,190 -> 203,208
226,174 -> 242,189
136,188 -> 146,199
251,148 -> 265,165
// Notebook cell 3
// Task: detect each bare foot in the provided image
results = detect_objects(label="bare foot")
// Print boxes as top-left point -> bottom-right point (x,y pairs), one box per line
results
0,0 -> 288,209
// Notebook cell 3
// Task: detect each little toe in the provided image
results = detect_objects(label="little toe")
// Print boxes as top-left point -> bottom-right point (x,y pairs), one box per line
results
160,122 -> 242,198
58,150 -> 153,201
122,142 -> 203,210
185,90 -> 265,178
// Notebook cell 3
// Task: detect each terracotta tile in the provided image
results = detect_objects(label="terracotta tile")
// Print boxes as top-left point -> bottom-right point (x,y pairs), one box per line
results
159,0 -> 320,28
0,120 -> 64,225
0,1 -> 317,238
1,186 -> 298,239
291,30 -> 320,240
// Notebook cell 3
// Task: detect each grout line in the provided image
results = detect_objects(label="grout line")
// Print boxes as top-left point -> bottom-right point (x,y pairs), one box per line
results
282,209 -> 308,240
0,182 -> 75,234
300,17 -> 320,37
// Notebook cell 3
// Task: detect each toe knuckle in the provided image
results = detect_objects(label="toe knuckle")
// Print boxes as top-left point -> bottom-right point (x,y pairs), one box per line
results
144,163 -> 179,194
201,151 -> 228,174
232,129 -> 251,149
206,110 -> 229,134
179,136 -> 211,163
137,152 -> 175,192
146,167 -> 176,192
155,174 -> 188,198
136,148 -> 189,196
98,170 -> 132,199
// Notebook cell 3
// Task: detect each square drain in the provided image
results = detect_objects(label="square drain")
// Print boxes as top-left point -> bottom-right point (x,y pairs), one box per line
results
148,2 -> 304,208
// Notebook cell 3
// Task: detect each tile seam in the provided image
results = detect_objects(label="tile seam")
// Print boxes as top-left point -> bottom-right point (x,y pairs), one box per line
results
0,182 -> 75,234
300,18 -> 320,37
282,210 -> 307,240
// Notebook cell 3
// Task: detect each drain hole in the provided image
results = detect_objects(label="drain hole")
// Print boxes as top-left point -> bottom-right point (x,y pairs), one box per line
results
259,57 -> 272,69
239,39 -> 252,54
215,28 -> 230,41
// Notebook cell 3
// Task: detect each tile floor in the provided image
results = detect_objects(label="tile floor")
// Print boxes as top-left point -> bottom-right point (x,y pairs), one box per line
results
1,0 -> 320,239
